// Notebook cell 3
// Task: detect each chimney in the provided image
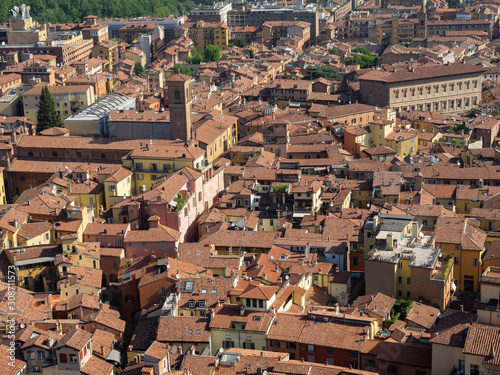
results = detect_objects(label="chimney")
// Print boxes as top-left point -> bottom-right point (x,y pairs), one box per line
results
100,345 -> 105,356
240,305 -> 245,316
386,233 -> 393,249
412,221 -> 419,239
415,173 -> 423,192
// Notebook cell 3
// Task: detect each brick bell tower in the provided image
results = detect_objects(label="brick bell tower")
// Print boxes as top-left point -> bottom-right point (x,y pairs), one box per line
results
166,73 -> 192,142
416,0 -> 428,39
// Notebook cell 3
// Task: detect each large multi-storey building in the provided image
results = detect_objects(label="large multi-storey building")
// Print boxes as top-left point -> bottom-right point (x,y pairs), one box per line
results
0,33 -> 94,65
22,84 -> 95,125
364,214 -> 454,310
188,1 -> 232,24
377,18 -> 417,46
339,16 -> 378,40
359,62 -> 485,114
227,5 -> 320,43
175,21 -> 230,50
99,16 -> 184,42
262,21 -> 310,50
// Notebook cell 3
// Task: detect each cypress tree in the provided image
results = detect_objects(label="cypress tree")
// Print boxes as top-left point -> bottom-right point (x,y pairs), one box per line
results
36,86 -> 63,131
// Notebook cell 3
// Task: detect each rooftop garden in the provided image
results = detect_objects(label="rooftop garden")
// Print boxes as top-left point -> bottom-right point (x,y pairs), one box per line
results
440,253 -> 454,280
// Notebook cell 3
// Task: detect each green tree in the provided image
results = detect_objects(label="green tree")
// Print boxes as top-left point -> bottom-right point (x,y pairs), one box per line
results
380,31 -> 394,55
133,62 -> 145,76
173,64 -> 191,75
36,86 -> 63,131
182,0 -> 196,12
233,36 -> 248,48
352,46 -> 371,55
344,53 -> 378,68
186,46 -> 203,64
249,49 -> 255,58
329,47 -> 340,55
303,65 -> 343,81
203,45 -> 221,62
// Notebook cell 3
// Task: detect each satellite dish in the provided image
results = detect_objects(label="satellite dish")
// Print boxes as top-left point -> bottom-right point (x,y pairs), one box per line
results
219,348 -> 225,353
285,275 -> 290,280
20,323 -> 26,329
166,264 -> 170,270
176,273 -> 181,279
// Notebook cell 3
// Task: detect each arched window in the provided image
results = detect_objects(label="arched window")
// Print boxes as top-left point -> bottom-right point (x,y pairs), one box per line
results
174,90 -> 181,103
52,151 -> 58,157
100,153 -> 106,159
28,151 -> 33,157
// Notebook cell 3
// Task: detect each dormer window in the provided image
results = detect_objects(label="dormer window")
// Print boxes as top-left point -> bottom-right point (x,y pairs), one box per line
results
199,300 -> 206,309
188,300 -> 196,309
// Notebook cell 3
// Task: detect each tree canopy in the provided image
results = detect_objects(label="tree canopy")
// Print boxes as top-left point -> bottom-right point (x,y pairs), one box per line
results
133,62 -> 145,76
448,0 -> 466,8
344,53 -> 378,69
303,65 -> 343,81
203,45 -> 221,62
352,46 -> 371,55
0,0 -> 191,23
233,36 -> 248,48
186,46 -> 203,64
380,31 -> 394,54
173,64 -> 191,75
36,86 -> 63,131
329,47 -> 340,55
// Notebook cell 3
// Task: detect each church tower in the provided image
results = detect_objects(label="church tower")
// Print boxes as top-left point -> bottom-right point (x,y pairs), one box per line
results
416,0 -> 428,39
166,74 -> 192,142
